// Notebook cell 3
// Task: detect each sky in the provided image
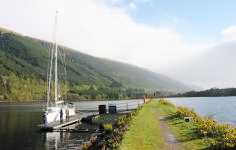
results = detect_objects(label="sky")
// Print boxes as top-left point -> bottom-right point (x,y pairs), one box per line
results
0,0 -> 236,88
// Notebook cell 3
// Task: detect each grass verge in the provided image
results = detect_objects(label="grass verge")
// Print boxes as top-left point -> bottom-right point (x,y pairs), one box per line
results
120,101 -> 165,150
157,100 -> 212,150
120,100 -> 212,150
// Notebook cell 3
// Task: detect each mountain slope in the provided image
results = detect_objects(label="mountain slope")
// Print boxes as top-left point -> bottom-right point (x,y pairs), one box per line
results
0,27 -> 190,101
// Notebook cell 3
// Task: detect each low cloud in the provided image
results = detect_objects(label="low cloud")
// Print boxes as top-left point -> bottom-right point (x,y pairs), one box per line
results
0,0 -> 197,72
129,2 -> 137,9
50,0 -> 196,71
222,25 -> 236,41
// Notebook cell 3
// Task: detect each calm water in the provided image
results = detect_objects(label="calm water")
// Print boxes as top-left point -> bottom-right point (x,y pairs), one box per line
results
168,96 -> 236,125
0,99 -> 143,150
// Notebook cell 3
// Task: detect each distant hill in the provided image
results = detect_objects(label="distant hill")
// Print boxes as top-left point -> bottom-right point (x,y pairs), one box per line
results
0,27 -> 191,101
171,88 -> 236,97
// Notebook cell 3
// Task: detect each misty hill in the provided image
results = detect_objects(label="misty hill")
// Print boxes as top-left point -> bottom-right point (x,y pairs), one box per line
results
0,27 -> 190,101
169,42 -> 236,88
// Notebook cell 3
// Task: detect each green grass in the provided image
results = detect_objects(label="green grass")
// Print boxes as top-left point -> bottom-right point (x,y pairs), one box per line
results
120,100 -> 212,150
157,100 -> 212,150
120,101 -> 165,150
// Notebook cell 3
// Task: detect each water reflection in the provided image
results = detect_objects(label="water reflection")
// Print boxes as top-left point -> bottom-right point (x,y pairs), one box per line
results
0,99 -> 143,150
45,132 -> 77,150
45,132 -> 61,150
0,111 -> 44,150
44,131 -> 94,150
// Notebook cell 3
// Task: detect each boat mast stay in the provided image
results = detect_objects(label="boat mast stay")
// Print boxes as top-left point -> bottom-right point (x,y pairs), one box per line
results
43,11 -> 76,127
54,11 -> 58,104
47,11 -> 60,107
47,44 -> 54,107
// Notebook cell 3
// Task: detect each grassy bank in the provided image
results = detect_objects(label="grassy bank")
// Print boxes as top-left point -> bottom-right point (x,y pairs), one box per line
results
120,101 -> 165,150
157,100 -> 212,149
158,99 -> 236,149
120,100 -> 211,150
82,110 -> 141,149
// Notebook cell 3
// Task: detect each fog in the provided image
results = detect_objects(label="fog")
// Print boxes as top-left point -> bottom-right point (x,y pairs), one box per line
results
165,42 -> 236,89
0,0 -> 236,89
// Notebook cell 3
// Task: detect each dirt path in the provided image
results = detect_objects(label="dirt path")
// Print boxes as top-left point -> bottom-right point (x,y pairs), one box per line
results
157,111 -> 183,150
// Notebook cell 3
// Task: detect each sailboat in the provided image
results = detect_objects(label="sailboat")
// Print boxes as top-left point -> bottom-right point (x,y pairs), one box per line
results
43,12 -> 76,126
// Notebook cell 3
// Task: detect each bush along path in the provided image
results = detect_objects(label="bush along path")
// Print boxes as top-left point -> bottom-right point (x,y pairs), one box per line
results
157,99 -> 236,150
84,99 -> 226,150
156,99 -> 211,150
81,107 -> 142,150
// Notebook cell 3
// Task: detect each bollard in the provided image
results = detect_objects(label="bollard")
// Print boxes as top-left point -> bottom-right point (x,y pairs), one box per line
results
98,105 -> 106,114
108,105 -> 117,114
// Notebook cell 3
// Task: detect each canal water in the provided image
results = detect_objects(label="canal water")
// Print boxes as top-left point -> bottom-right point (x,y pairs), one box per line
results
168,96 -> 236,125
0,99 -> 143,150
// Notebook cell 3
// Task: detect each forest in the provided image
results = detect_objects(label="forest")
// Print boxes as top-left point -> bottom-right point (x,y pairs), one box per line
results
172,88 -> 236,97
0,28 -> 189,102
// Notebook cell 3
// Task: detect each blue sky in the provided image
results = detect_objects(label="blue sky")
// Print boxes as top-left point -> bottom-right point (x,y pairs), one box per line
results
107,0 -> 236,42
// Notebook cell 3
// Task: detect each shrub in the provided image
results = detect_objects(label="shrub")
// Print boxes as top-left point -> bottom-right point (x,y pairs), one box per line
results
159,99 -> 175,107
215,124 -> 231,137
102,109 -> 140,149
103,123 -> 113,133
196,118 -> 217,136
160,100 -> 236,149
223,128 -> 236,148
176,106 -> 198,119
82,142 -> 92,150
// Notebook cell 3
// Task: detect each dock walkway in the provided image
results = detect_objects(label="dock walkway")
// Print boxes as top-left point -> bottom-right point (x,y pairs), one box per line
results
40,101 -> 142,132
40,112 -> 95,131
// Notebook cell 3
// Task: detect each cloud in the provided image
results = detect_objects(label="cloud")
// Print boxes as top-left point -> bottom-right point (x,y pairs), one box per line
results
163,25 -> 236,88
222,25 -> 236,41
4,0 -> 236,88
129,2 -> 137,9
166,42 -> 236,88
0,0 -> 197,74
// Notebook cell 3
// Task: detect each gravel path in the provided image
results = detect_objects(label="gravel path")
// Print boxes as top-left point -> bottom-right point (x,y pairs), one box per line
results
158,113 -> 183,150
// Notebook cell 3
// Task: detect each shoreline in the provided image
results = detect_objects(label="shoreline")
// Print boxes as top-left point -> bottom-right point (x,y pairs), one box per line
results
169,95 -> 236,98
0,99 -> 143,105
0,98 -> 143,104
159,99 -> 236,149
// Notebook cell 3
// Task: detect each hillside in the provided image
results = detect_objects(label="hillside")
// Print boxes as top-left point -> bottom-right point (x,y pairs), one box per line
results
172,88 -> 236,97
0,27 -> 190,101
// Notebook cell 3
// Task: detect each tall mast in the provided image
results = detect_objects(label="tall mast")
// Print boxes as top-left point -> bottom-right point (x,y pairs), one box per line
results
47,46 -> 54,107
54,11 -> 58,103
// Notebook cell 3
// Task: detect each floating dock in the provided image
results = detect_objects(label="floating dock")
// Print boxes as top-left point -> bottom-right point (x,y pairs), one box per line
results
39,112 -> 94,131
39,101 -> 142,132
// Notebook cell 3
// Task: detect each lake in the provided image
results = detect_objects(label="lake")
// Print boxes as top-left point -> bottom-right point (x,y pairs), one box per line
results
0,99 -> 143,150
168,96 -> 236,125
2,97 -> 236,149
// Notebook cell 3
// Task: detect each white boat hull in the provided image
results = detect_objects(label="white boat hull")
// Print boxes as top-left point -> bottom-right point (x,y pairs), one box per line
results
44,106 -> 76,125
